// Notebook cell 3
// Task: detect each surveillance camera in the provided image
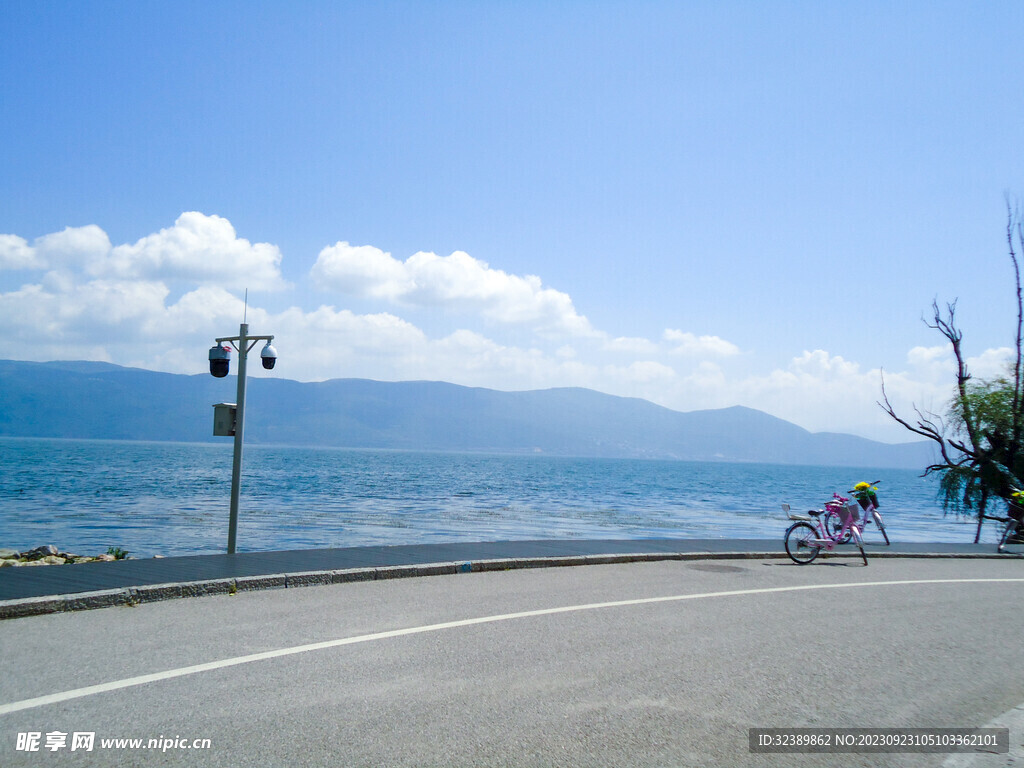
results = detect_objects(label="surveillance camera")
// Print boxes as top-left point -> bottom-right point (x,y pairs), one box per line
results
209,344 -> 231,378
260,341 -> 278,370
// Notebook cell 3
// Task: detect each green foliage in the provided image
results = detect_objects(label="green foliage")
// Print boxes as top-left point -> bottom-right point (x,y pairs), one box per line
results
940,372 -> 1023,516
937,464 -> 982,515
949,376 -> 1015,441
106,546 -> 129,560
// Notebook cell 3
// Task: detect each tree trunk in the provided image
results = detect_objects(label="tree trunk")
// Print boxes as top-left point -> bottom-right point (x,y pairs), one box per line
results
974,487 -> 988,544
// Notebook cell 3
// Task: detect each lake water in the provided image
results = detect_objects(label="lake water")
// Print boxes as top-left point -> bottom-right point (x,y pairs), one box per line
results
0,437 -> 997,557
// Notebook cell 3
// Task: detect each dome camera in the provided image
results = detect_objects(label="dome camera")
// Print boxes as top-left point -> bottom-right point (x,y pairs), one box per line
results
209,344 -> 231,378
260,340 -> 278,370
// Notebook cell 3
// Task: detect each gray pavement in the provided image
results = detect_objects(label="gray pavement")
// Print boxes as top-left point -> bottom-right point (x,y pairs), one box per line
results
1,556 -> 1023,766
0,538 -> 1014,619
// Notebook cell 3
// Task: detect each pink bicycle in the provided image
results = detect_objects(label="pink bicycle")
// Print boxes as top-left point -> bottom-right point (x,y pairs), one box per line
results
824,481 -> 889,546
783,499 -> 868,566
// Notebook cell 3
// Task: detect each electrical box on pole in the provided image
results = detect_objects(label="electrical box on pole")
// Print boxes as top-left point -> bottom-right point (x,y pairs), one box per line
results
212,403 -> 237,436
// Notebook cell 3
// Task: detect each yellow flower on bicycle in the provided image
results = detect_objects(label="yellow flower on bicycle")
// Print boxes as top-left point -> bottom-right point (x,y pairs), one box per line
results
852,481 -> 879,510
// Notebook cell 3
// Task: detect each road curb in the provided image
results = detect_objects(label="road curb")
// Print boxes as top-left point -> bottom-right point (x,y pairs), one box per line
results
0,549 -> 1014,620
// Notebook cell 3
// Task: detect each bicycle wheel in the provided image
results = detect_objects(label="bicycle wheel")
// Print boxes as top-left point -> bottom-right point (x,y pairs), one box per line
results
850,528 -> 869,565
998,519 -> 1019,553
824,511 -> 852,544
872,510 -> 890,545
785,522 -> 821,565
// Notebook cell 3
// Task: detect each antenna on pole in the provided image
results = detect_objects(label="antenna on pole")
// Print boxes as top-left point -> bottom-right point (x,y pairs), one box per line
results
243,288 -> 248,324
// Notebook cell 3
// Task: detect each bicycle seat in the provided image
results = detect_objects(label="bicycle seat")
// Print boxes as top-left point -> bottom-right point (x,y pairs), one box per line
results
788,509 -> 823,521
782,503 -> 814,522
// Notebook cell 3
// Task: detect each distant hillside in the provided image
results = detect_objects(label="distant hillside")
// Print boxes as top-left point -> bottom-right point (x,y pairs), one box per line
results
0,359 -> 936,468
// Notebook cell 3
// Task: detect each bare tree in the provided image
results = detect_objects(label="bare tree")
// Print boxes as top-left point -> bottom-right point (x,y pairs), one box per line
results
879,202 -> 1024,542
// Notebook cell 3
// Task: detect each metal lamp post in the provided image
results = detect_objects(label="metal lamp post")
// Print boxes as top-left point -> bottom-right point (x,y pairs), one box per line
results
209,322 -> 277,554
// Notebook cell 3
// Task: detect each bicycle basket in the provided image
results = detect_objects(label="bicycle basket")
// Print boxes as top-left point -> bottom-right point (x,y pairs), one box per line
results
840,503 -> 862,528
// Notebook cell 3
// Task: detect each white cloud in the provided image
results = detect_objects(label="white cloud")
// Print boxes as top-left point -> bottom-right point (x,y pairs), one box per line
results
0,214 -> 285,290
75,280 -> 171,328
905,344 -> 1015,384
0,234 -> 41,269
605,360 -> 677,385
264,315 -> 595,389
717,350 -> 958,439
312,243 -> 597,337
907,345 -> 948,367
604,336 -> 659,355
310,242 -> 411,299
664,329 -> 740,357
8,213 -> 1019,442
2,218 -> 604,388
100,212 -> 285,289
0,278 -> 172,356
269,305 -> 429,376
788,349 -> 859,379
572,349 -> 957,441
158,287 -> 249,337
683,361 -> 728,389
35,225 -> 113,272
968,347 -> 1014,379
424,330 -> 599,388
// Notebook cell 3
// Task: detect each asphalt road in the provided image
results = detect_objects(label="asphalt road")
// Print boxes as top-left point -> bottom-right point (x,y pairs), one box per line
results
2,557 -> 1023,767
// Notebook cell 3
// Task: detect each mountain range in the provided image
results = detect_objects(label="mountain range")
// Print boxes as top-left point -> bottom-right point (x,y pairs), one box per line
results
0,359 -> 936,468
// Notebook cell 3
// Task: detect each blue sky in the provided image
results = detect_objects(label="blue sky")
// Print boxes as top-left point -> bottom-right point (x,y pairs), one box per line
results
2,1 -> 1023,441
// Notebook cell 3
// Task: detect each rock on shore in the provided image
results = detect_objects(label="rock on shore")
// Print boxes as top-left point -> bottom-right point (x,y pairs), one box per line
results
0,545 -> 126,567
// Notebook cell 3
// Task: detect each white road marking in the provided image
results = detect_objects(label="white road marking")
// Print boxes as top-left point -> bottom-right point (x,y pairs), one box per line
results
2,577 -> 1022,716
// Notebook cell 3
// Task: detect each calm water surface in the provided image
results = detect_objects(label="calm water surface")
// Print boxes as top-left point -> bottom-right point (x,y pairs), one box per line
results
0,437 -> 993,557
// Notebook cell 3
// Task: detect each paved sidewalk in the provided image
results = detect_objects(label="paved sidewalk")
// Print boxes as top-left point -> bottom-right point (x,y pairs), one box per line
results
0,538 -> 1010,619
